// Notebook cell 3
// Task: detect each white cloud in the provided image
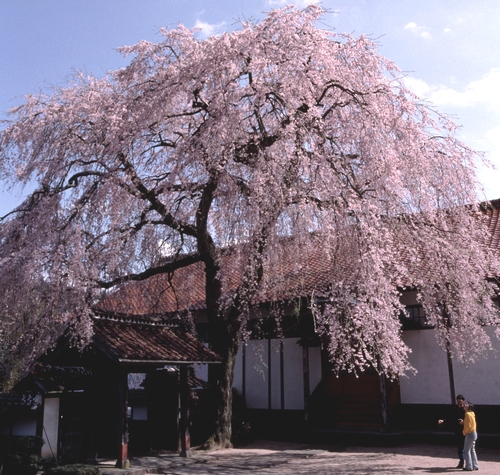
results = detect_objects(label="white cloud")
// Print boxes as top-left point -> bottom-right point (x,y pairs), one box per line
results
405,69 -> 500,200
194,19 -> 226,38
476,125 -> 500,200
267,0 -> 319,7
405,68 -> 500,111
404,77 -> 431,99
483,125 -> 500,166
404,22 -> 432,40
443,28 -> 453,34
404,21 -> 418,30
484,124 -> 500,144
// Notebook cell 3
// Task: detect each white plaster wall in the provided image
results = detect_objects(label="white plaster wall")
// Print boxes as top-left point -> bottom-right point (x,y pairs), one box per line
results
194,363 -> 209,384
41,397 -> 60,459
401,327 -> 500,405
11,417 -> 37,436
308,346 -> 322,394
453,327 -> 500,404
270,339 -> 282,409
245,340 -> 269,409
233,344 -> 244,395
400,330 -> 450,404
233,338 -> 315,410
194,343 -> 210,384
132,406 -> 148,420
283,338 -> 304,410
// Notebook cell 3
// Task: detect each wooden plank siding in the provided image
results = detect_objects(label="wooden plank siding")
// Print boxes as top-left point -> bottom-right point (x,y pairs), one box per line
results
324,374 -> 384,427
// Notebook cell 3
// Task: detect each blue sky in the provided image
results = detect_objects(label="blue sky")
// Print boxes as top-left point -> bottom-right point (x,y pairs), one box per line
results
1,0 -> 499,215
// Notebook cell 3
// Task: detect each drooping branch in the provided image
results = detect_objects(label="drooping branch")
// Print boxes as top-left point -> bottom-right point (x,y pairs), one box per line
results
97,253 -> 201,289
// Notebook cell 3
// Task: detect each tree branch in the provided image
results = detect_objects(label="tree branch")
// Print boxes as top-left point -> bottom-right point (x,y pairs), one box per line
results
97,253 -> 202,289
118,152 -> 198,237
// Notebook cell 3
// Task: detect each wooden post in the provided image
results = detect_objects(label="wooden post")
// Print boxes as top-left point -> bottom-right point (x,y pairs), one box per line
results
443,298 -> 456,405
115,370 -> 130,469
280,339 -> 285,410
268,338 -> 272,410
179,365 -> 192,457
446,342 -> 456,405
303,345 -> 310,422
379,373 -> 388,428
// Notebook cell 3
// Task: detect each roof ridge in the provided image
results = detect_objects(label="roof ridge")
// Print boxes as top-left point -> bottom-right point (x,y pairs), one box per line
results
93,311 -> 177,327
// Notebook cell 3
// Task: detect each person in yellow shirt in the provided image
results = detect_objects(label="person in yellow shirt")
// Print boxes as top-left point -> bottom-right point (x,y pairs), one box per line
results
460,402 -> 479,471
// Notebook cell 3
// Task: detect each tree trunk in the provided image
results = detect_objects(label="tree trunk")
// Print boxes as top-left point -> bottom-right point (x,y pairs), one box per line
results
203,319 -> 240,449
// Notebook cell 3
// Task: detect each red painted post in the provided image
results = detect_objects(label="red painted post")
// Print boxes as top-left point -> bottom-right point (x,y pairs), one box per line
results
115,370 -> 131,468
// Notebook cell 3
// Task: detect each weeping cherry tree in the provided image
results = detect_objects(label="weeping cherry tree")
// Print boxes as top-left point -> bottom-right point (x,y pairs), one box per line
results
1,5 -> 499,447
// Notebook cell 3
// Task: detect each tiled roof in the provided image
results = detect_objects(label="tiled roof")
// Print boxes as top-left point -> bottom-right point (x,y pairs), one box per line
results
96,199 -> 500,317
483,198 -> 500,254
96,238 -> 356,316
13,364 -> 93,394
97,262 -> 207,316
0,393 -> 41,410
92,315 -> 222,364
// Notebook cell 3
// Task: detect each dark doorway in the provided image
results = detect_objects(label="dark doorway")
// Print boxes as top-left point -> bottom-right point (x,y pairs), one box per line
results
58,392 -> 89,464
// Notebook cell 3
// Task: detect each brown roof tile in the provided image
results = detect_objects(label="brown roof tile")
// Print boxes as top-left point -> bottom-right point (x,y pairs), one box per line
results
483,199 -> 500,253
96,200 -> 500,316
92,316 -> 222,364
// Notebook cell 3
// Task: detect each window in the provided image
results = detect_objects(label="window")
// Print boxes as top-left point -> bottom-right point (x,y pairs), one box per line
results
401,305 -> 433,329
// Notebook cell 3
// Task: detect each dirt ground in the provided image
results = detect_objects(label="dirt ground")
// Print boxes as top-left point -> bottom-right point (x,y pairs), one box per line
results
102,439 -> 500,475
208,440 -> 500,474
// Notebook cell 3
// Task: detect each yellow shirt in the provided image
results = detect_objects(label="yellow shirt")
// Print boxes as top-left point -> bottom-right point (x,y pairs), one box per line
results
463,411 -> 477,435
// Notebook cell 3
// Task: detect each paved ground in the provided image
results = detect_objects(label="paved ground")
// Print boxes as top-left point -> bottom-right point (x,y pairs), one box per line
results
99,439 -> 500,474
